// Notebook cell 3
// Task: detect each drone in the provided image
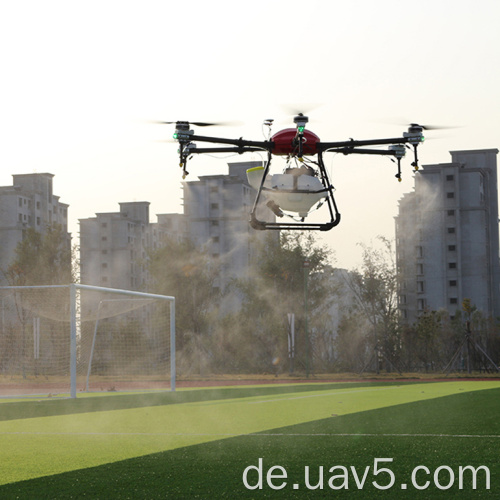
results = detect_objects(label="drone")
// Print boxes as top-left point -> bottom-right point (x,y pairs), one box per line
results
163,115 -> 430,231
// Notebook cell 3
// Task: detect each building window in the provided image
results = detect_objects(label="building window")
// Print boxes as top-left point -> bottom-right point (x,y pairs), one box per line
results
448,245 -> 456,252
446,192 -> 455,199
447,210 -> 455,216
449,280 -> 457,287
449,262 -> 457,269
211,203 -> 219,210
416,246 -> 423,258
450,298 -> 458,305
447,227 -> 455,234
446,175 -> 454,181
417,263 -> 423,275
417,281 -> 425,293
417,299 -> 426,311
210,220 -> 219,226
18,198 -> 22,207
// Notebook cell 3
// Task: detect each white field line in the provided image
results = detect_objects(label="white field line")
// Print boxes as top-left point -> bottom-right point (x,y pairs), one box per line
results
0,431 -> 499,439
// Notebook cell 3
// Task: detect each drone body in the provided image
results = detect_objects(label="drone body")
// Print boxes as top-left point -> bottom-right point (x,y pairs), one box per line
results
165,114 -> 428,231
271,128 -> 321,156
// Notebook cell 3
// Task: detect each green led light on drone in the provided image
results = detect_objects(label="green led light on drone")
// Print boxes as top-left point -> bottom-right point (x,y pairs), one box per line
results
173,132 -> 178,139
297,126 -> 305,133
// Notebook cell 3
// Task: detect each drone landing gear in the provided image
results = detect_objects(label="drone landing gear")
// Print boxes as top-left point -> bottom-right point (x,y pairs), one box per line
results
249,152 -> 341,231
250,216 -> 341,231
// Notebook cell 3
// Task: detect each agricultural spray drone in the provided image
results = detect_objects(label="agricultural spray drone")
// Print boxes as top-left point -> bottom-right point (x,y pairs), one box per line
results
161,115 -> 435,231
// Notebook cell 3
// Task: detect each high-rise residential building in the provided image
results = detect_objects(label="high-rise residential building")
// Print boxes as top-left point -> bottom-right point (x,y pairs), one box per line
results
182,161 -> 275,293
79,202 -> 187,290
79,161 -> 274,294
0,173 -> 69,284
395,149 -> 500,323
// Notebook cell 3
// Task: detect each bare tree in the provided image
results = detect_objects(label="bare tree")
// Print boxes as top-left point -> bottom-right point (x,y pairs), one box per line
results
341,237 -> 400,373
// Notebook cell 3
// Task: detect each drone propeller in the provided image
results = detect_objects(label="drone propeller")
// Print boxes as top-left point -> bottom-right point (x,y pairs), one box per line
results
152,120 -> 241,127
408,123 -> 446,131
404,121 -> 463,132
282,103 -> 321,117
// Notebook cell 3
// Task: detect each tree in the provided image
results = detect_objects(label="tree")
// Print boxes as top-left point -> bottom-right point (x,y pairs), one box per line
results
5,224 -> 74,286
1,224 -> 74,378
412,309 -> 447,371
147,236 -> 221,375
342,237 -> 400,373
233,232 -> 336,374
334,309 -> 370,372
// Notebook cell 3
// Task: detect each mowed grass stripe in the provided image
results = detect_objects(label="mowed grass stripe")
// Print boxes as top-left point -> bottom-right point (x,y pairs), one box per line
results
1,387 -> 500,499
0,381 -> 410,421
2,431 -> 500,438
0,382 -> 498,486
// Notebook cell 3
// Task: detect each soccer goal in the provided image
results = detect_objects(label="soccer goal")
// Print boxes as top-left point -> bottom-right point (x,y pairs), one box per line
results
0,284 -> 175,398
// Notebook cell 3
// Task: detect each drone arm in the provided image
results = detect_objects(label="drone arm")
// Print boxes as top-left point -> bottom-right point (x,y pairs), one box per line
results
176,134 -> 272,177
317,136 -> 413,151
187,134 -> 272,151
183,146 -> 271,155
318,135 -> 424,172
324,148 -> 398,157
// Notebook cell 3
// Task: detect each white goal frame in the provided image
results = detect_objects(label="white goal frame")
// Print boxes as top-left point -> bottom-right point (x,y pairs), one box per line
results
0,283 -> 175,398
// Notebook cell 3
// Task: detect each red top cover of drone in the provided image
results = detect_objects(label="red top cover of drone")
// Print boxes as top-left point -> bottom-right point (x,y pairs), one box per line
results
271,128 -> 320,156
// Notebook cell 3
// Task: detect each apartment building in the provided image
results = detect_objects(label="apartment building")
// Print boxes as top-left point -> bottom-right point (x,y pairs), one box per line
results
0,173 -> 69,284
396,149 -> 500,323
183,161 -> 275,292
79,202 -> 187,290
79,161 -> 274,294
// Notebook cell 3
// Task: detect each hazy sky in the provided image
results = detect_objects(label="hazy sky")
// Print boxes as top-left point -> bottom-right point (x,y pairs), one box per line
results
1,0 -> 499,269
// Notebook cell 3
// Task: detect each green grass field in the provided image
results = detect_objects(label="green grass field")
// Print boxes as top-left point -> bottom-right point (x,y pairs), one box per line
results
0,380 -> 499,498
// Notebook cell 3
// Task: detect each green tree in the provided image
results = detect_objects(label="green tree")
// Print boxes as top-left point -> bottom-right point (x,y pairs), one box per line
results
412,309 -> 447,371
147,237 -> 220,375
343,237 -> 400,373
5,224 -> 74,286
233,232 -> 336,374
2,224 -> 74,378
334,309 -> 370,372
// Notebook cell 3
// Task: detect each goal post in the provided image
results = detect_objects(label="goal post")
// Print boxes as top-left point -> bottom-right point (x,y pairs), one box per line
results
0,284 -> 175,398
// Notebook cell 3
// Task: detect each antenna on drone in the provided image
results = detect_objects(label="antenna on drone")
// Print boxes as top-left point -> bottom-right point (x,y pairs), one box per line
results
263,118 -> 274,140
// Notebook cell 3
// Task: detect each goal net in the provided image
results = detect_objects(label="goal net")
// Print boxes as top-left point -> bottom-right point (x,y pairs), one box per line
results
0,284 -> 175,398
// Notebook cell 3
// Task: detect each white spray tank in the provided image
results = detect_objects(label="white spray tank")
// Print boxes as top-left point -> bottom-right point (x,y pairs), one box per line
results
247,166 -> 327,218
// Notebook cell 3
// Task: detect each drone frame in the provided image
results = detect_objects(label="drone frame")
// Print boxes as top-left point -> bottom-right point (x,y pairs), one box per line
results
247,150 -> 341,231
172,119 -> 425,231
